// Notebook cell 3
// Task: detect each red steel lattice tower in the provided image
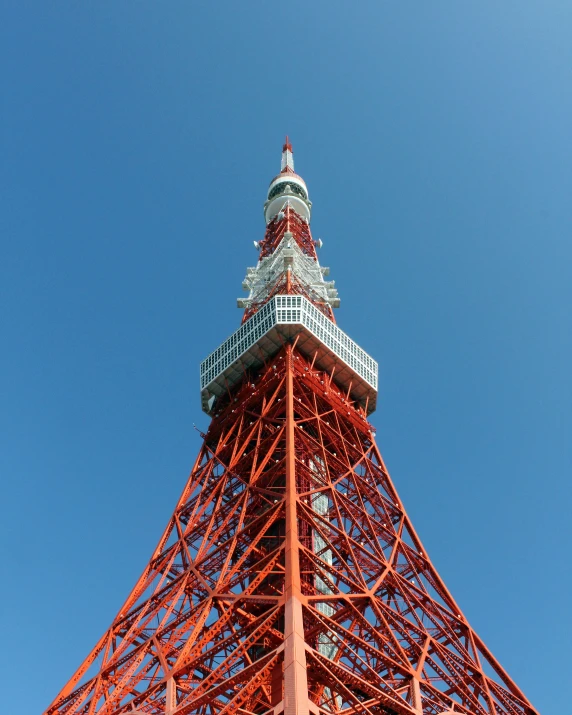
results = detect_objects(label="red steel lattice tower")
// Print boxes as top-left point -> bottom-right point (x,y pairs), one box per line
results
45,140 -> 538,715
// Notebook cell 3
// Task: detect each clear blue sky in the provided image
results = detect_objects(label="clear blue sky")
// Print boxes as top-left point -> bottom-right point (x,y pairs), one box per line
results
1,3 -> 570,712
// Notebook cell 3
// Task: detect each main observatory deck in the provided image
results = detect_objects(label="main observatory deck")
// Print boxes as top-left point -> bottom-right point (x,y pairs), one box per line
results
200,295 -> 378,415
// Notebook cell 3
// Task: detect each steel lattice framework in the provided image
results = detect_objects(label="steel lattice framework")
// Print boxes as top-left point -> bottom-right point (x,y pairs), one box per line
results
45,139 -> 538,715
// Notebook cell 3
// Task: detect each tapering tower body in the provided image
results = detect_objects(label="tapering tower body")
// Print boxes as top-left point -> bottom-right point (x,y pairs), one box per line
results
45,141 -> 537,715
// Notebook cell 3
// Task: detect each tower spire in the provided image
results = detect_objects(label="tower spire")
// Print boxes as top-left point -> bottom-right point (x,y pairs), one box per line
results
281,134 -> 294,172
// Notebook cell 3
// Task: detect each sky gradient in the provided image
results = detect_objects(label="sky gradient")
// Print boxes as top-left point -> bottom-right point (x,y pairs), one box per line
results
1,2 -> 571,713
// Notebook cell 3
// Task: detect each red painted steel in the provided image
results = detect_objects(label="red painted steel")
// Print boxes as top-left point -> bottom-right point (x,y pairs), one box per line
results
45,349 -> 538,715
259,203 -> 317,261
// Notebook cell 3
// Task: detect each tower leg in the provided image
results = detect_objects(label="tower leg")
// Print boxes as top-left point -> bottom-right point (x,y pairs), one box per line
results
283,345 -> 310,715
165,678 -> 176,714
283,597 -> 309,715
411,677 -> 422,715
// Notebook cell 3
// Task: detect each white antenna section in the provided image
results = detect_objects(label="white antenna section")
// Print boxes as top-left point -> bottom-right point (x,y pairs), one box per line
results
281,136 -> 295,172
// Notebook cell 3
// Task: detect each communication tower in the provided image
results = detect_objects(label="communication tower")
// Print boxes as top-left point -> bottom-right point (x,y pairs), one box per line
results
45,139 -> 537,715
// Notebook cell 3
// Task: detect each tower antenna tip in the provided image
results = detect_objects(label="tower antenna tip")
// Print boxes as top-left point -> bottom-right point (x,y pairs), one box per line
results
283,135 -> 293,152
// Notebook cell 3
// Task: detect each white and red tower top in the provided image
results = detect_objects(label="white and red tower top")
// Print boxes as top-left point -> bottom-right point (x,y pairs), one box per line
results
244,138 -> 337,320
200,139 -> 378,416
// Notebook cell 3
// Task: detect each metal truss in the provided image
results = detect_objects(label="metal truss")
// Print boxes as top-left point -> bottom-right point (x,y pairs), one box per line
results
242,270 -> 334,324
241,202 -> 338,323
259,202 -> 317,260
45,346 -> 538,715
